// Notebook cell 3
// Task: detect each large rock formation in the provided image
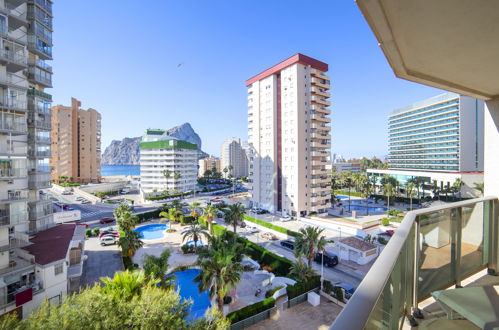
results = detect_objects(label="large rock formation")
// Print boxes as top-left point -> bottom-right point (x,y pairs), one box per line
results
102,123 -> 207,165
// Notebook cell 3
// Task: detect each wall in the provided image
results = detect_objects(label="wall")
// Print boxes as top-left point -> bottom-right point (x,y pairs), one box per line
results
484,100 -> 499,197
459,96 -> 484,172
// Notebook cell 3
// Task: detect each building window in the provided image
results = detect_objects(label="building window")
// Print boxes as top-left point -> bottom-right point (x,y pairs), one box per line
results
54,263 -> 63,275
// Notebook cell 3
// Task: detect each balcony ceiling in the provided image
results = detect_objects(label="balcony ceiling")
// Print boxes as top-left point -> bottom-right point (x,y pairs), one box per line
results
356,0 -> 499,100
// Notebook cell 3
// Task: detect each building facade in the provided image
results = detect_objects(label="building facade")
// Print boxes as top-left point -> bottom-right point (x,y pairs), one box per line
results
220,137 -> 248,178
247,54 -> 332,216
331,161 -> 361,173
50,98 -> 102,183
198,157 -> 220,177
140,129 -> 198,195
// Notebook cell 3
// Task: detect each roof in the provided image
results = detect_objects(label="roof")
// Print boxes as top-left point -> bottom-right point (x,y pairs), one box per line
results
246,53 -> 328,87
23,224 -> 76,266
140,139 -> 198,150
339,237 -> 377,252
146,129 -> 165,135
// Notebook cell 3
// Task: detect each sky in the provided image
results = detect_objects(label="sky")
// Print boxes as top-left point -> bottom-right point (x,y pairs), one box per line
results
52,0 -> 443,159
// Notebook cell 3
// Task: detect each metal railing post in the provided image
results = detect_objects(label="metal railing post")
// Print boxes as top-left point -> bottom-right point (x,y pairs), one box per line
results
410,216 -> 423,323
488,199 -> 498,275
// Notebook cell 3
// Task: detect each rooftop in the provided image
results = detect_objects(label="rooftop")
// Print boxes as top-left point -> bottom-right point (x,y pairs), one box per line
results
339,236 -> 377,251
246,53 -> 328,87
23,224 -> 76,266
390,92 -> 459,116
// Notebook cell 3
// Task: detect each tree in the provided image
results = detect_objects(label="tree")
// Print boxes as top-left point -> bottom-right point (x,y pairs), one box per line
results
202,205 -> 217,233
182,224 -> 210,252
294,226 -> 329,267
101,270 -> 149,301
117,211 -> 138,232
406,182 -> 416,211
289,259 -> 316,282
473,182 -> 484,197
114,203 -> 132,222
174,171 -> 181,182
167,207 -> 183,224
453,178 -> 464,200
383,182 -> 395,213
195,246 -> 243,311
361,182 -> 373,215
222,167 -> 228,179
0,270 -> 229,329
203,169 -> 212,178
190,202 -> 201,220
223,203 -> 245,240
432,180 -> 441,200
163,169 -> 172,192
143,249 -> 173,288
118,230 -> 144,257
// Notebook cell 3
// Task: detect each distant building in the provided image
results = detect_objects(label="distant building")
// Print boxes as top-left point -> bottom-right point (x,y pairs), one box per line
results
51,98 -> 102,183
332,153 -> 346,163
140,129 -> 198,194
332,161 -> 361,173
220,138 -> 248,178
247,54 -> 331,216
198,157 -> 221,177
337,237 -> 378,265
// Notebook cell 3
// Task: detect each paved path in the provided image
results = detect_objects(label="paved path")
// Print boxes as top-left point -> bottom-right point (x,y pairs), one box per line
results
80,237 -> 123,288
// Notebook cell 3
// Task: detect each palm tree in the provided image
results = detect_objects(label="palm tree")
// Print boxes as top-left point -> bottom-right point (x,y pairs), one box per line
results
453,178 -> 464,200
143,249 -> 173,288
202,205 -> 217,233
289,259 -> 316,282
294,226 -> 329,267
473,182 -> 484,197
166,207 -> 183,224
345,177 -> 352,211
195,247 -> 243,311
203,169 -> 212,178
361,182 -> 373,215
182,224 -> 210,252
383,183 -> 395,213
118,230 -> 144,257
406,182 -> 416,210
189,202 -> 201,220
117,211 -> 138,232
101,270 -> 150,301
163,169 -> 172,192
222,167 -> 228,179
114,203 -> 132,221
223,203 -> 245,240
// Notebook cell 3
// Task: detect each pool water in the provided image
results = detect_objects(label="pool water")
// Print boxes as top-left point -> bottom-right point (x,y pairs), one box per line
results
134,224 -> 169,240
345,205 -> 387,212
336,195 -> 349,199
349,199 -> 375,205
173,269 -> 211,320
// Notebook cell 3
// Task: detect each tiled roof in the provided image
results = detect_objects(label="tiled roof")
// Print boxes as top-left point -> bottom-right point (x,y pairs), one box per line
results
23,224 -> 76,265
339,237 -> 377,252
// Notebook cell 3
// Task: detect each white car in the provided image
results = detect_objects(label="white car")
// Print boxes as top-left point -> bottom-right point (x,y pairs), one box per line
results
100,236 -> 117,246
280,215 -> 292,222
246,225 -> 259,233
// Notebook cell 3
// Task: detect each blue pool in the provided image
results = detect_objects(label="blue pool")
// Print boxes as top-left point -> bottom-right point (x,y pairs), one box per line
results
346,205 -> 387,212
349,199 -> 375,205
336,195 -> 349,199
134,224 -> 169,240
173,269 -> 211,320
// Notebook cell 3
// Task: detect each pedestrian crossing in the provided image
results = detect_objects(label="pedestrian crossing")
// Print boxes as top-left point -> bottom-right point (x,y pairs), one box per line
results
81,210 -> 114,219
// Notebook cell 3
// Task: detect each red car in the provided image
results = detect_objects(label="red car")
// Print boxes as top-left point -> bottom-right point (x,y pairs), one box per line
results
99,230 -> 119,238
77,223 -> 89,228
99,217 -> 115,224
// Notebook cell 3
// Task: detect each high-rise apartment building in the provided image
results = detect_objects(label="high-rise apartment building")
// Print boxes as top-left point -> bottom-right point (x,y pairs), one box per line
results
140,129 -> 198,195
198,157 -> 220,177
247,54 -> 332,216
50,98 -> 102,183
220,137 -> 248,178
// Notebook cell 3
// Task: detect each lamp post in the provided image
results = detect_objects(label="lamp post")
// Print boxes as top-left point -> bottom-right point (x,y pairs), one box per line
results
320,250 -> 324,292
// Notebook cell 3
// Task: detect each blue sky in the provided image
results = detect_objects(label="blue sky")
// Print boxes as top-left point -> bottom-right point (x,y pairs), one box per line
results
52,0 -> 442,159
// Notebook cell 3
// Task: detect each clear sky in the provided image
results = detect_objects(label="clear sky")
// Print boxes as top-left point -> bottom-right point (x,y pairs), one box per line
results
52,0 -> 442,159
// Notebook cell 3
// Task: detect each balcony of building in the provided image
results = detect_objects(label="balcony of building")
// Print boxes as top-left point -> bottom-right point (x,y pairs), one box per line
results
0,2 -> 27,31
27,114 -> 50,130
0,94 -> 27,112
0,167 -> 26,181
311,77 -> 330,89
311,123 -> 330,132
27,88 -> 51,102
310,112 -> 332,123
0,143 -> 26,157
0,73 -> 28,90
27,66 -> 52,87
332,197 -> 499,330
28,0 -> 52,15
28,198 -> 52,220
0,190 -> 28,204
310,131 -> 331,140
28,130 -> 50,145
311,95 -> 331,107
0,116 -> 26,135
28,172 -> 50,189
0,42 -> 27,72
310,141 -> 331,149
27,4 -> 52,30
311,69 -> 328,81
311,88 -> 331,98
0,231 -> 30,252
311,104 -> 331,115
27,35 -> 51,60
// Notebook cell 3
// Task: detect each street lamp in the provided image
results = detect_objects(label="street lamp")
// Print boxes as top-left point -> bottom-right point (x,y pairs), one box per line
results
320,250 -> 324,292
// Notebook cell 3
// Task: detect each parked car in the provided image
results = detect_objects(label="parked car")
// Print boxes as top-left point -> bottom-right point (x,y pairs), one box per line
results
280,215 -> 292,222
314,252 -> 339,267
77,222 -> 89,228
81,200 -> 90,204
61,204 -> 69,210
62,191 -> 73,195
246,225 -> 259,234
120,189 -> 130,194
280,240 -> 295,250
337,283 -> 356,300
76,197 -> 85,201
384,229 -> 395,236
261,232 -> 277,240
99,230 -> 119,238
99,217 -> 115,224
67,207 -> 75,211
100,236 -> 117,246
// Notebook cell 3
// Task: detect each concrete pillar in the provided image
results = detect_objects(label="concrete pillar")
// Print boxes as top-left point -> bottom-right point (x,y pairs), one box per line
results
484,99 -> 499,197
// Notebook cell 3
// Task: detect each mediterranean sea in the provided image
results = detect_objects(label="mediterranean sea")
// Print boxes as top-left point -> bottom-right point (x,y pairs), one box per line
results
101,165 -> 140,176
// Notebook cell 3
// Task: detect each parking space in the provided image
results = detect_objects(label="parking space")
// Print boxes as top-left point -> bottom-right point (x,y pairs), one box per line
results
80,236 -> 123,288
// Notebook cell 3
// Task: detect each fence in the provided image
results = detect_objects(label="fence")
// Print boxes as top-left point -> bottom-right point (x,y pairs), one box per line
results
230,306 -> 277,330
286,288 -> 320,308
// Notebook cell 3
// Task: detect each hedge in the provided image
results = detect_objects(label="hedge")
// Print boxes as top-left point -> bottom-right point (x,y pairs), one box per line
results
323,280 -> 344,302
96,190 -> 120,198
286,275 -> 321,299
145,192 -> 191,201
135,209 -> 161,223
243,215 -> 300,238
333,190 -> 362,197
226,297 -> 275,324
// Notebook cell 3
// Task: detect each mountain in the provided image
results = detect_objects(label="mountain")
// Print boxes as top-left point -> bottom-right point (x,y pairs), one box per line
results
101,123 -> 207,165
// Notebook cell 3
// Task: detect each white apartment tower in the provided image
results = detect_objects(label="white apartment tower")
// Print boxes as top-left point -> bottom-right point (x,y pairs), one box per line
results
220,137 -> 248,178
140,129 -> 198,195
247,54 -> 332,216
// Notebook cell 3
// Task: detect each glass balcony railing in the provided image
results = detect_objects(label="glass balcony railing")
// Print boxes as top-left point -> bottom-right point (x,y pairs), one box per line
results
331,196 -> 499,329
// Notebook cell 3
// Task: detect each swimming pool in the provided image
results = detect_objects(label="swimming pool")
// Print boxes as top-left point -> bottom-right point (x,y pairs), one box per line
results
134,224 -> 169,240
349,199 -> 375,205
173,269 -> 211,320
336,195 -> 349,199
345,205 -> 387,212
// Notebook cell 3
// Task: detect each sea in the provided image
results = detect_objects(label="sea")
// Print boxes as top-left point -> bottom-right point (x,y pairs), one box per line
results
101,165 -> 140,177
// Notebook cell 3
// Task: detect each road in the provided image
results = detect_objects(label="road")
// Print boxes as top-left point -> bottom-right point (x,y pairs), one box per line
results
80,236 -> 123,287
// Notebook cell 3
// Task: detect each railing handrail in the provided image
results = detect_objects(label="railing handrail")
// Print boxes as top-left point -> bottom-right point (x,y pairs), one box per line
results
331,196 -> 498,330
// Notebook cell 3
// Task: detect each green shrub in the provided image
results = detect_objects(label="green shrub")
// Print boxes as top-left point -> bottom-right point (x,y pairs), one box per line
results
265,285 -> 284,298
96,190 -> 120,198
323,280 -> 334,294
85,229 -> 92,237
180,216 -> 195,225
243,215 -> 299,238
181,244 -> 193,254
332,286 -> 344,302
387,209 -> 403,217
60,182 -> 80,187
122,256 -> 137,271
166,228 -> 176,233
92,228 -> 100,236
136,209 -> 161,223
377,236 -> 388,245
381,217 -> 390,226
286,276 -> 321,299
226,297 -> 275,324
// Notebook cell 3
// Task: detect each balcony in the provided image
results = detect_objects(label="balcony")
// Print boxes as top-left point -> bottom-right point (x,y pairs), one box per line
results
28,172 -> 51,189
310,112 -> 331,123
0,232 -> 30,252
0,73 -> 28,89
0,3 -> 27,31
27,117 -> 51,130
0,98 -> 27,112
27,5 -> 52,29
311,104 -> 331,115
311,123 -> 330,131
27,35 -> 52,60
310,141 -> 331,149
310,131 -> 331,140
311,77 -> 330,89
0,190 -> 28,204
0,48 -> 27,70
27,88 -> 52,101
29,0 -> 52,15
312,88 -> 331,98
311,95 -> 331,107
28,199 -> 53,219
0,145 -> 26,157
311,150 -> 329,158
332,197 -> 499,329
0,118 -> 27,135
27,68 -> 52,87
0,168 -> 27,180
311,69 -> 328,80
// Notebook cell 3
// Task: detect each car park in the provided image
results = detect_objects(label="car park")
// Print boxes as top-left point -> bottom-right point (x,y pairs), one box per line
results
99,230 -> 119,238
261,232 -> 277,240
100,236 -> 117,246
314,252 -> 339,267
99,217 -> 115,224
280,240 -> 295,250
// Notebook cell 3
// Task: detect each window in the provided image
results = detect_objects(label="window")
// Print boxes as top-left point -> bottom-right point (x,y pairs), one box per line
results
54,262 -> 63,275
